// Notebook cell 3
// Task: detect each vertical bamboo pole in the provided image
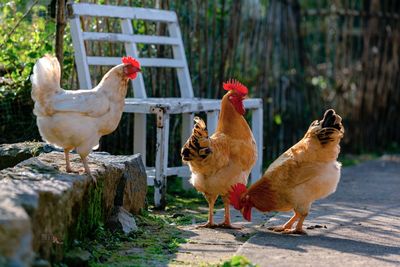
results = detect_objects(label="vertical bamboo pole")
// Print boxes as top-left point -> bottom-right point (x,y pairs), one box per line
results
55,0 -> 66,80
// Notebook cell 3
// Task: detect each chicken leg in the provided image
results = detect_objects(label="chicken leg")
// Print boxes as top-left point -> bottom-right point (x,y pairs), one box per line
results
64,149 -> 74,173
283,212 -> 308,235
197,194 -> 218,228
218,195 -> 242,229
80,155 -> 97,185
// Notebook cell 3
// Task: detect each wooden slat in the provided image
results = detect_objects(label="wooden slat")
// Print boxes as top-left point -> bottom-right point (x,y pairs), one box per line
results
87,56 -> 185,68
165,166 -> 191,177
154,113 -> 170,207
147,166 -> 191,185
250,107 -> 263,184
123,98 -> 263,114
82,32 -> 180,45
167,21 -> 193,98
181,113 -> 194,148
134,113 -> 147,166
140,58 -> 185,68
206,111 -> 219,135
69,3 -> 177,22
121,19 -> 147,98
70,17 -> 92,89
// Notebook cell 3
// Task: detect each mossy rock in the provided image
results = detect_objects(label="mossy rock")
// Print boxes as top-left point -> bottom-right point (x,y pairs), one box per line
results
0,142 -> 45,170
0,152 -> 147,265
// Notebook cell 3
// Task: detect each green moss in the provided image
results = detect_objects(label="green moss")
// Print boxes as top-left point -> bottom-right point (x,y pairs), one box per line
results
63,179 -> 105,249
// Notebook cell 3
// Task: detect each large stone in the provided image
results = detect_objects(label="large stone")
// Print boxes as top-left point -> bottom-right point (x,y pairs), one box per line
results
106,206 -> 138,234
0,142 -> 45,170
0,151 -> 147,266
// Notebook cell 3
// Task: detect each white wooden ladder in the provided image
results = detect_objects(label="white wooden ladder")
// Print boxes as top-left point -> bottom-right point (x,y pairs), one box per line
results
68,2 -> 263,208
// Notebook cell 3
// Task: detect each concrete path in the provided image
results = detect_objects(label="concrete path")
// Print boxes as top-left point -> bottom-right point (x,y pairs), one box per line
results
171,156 -> 400,266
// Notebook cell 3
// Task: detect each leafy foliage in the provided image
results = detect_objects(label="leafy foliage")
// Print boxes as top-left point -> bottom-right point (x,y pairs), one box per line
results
0,0 -> 74,143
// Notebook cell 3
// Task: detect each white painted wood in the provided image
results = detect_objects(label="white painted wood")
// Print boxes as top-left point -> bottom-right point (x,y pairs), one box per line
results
69,17 -> 92,89
121,18 -> 148,167
70,3 -> 177,22
154,113 -> 170,207
250,107 -> 264,184
140,58 -> 185,68
167,22 -> 193,98
124,98 -> 261,114
86,56 -> 185,68
121,19 -> 147,98
82,32 -> 180,45
69,3 -> 265,208
166,166 -> 190,177
147,166 -> 190,185
181,113 -> 194,146
206,110 -> 219,135
133,113 -> 147,166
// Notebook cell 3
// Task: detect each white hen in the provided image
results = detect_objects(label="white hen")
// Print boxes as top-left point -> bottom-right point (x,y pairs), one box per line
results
31,55 -> 140,182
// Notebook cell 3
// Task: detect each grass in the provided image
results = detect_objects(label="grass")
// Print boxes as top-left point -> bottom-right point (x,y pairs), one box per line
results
339,153 -> 380,167
60,176 -> 225,266
218,256 -> 258,267
71,212 -> 188,266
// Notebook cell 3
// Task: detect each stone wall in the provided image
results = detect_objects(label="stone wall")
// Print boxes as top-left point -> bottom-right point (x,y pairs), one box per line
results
0,147 -> 147,266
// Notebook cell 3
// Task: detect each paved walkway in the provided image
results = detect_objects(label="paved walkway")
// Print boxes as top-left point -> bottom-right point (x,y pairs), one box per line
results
171,156 -> 400,266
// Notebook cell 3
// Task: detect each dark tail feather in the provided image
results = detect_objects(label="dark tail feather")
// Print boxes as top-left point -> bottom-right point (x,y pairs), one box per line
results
317,109 -> 344,144
181,117 -> 212,161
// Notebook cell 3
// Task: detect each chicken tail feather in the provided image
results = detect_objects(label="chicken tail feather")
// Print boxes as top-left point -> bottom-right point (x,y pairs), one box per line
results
31,54 -> 62,115
317,109 -> 344,144
181,117 -> 211,161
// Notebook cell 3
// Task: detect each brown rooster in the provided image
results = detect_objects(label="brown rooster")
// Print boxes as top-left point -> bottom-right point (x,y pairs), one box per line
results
181,80 -> 257,229
230,109 -> 344,234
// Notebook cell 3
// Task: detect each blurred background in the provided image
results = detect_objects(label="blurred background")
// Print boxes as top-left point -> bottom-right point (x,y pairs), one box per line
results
0,0 -> 399,168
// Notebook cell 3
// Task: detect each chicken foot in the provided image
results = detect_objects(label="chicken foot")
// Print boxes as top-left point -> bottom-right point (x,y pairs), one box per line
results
81,155 -> 97,185
64,149 -> 78,173
64,149 -> 96,184
268,210 -> 308,235
217,195 -> 242,229
197,194 -> 217,228
268,211 -> 299,232
283,213 -> 308,235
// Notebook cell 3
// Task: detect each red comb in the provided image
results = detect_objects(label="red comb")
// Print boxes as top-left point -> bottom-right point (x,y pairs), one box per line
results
229,183 -> 247,210
122,56 -> 140,68
223,79 -> 248,95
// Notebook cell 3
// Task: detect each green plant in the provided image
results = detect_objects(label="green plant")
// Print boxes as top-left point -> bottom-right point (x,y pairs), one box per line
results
218,255 -> 258,267
0,0 -> 75,143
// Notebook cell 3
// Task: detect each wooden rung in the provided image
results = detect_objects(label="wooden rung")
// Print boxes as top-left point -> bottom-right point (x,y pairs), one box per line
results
87,56 -> 185,68
69,3 -> 177,22
82,32 -> 180,45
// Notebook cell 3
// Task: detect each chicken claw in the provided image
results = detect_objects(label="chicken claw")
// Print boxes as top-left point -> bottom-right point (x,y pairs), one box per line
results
64,149 -> 77,173
81,156 -> 97,186
267,226 -> 288,232
196,222 -> 217,229
217,222 -> 243,229
282,229 -> 307,235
